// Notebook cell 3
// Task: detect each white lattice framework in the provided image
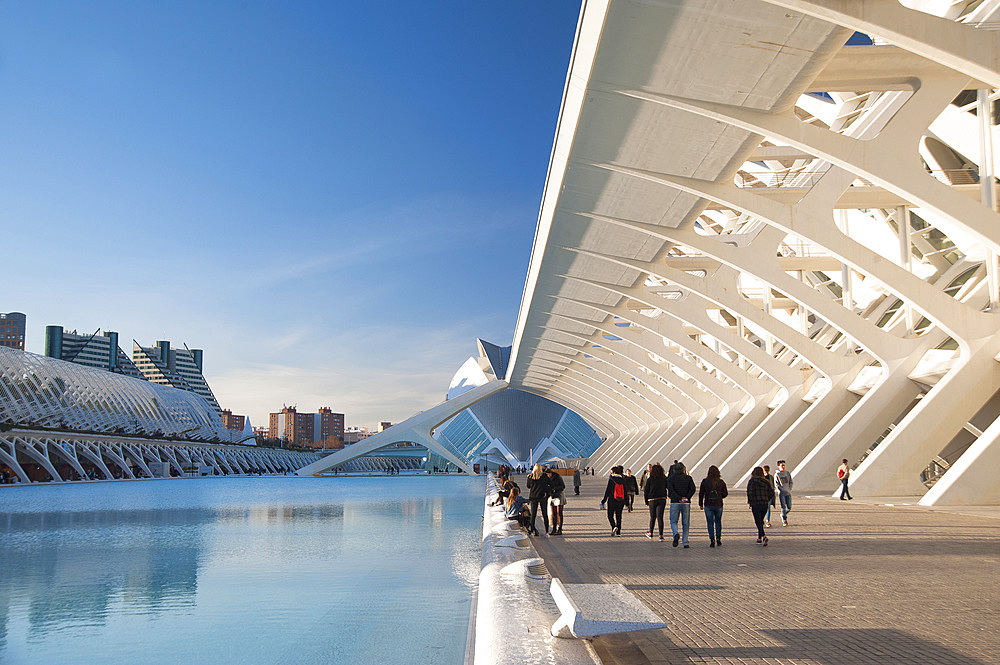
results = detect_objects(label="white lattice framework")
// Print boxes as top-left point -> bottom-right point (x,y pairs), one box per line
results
0,347 -> 231,440
0,431 -> 320,483
508,0 -> 1000,505
0,347 -> 321,482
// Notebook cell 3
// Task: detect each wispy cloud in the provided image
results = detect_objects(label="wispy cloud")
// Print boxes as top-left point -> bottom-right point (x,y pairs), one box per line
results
209,320 -> 489,428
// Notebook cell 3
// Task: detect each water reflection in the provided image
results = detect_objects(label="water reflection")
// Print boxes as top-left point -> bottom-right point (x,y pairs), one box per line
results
1,509 -> 206,637
0,477 -> 481,665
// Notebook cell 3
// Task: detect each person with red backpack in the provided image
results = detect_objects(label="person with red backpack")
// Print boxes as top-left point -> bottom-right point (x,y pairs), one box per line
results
838,459 -> 853,500
600,466 -> 628,536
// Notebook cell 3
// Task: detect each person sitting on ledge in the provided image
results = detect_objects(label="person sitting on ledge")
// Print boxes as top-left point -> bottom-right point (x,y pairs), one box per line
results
494,478 -> 516,506
505,486 -> 530,530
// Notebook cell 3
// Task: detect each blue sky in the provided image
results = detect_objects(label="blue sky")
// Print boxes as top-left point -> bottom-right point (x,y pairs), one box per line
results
0,1 -> 580,428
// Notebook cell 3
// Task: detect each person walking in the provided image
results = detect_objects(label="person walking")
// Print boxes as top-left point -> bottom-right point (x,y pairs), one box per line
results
624,469 -> 639,512
600,466 -> 628,536
573,467 -> 581,495
526,464 -> 552,536
698,465 -> 728,547
643,462 -> 668,541
838,459 -> 853,500
639,463 -> 651,491
667,462 -> 695,548
762,464 -> 774,527
547,467 -> 566,535
774,460 -> 793,525
747,466 -> 775,546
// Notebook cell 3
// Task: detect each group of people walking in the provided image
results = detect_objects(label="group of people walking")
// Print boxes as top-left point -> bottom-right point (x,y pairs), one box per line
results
498,458 -> 854,547
602,462 -> 733,547
599,458 -> 841,547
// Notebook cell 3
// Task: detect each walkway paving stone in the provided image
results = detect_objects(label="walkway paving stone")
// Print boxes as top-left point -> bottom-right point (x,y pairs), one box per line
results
519,475 -> 1000,665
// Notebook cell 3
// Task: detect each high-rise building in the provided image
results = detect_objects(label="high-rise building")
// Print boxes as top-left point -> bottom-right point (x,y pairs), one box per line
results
0,312 -> 26,350
318,407 -> 346,445
269,406 -> 344,449
133,340 -> 222,415
44,326 -> 143,378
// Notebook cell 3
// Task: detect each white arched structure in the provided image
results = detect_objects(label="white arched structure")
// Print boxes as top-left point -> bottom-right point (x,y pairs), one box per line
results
295,380 -> 509,476
507,0 -> 1000,505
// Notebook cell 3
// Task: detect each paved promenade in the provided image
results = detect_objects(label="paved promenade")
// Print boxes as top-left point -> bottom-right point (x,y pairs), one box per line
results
520,475 -> 999,665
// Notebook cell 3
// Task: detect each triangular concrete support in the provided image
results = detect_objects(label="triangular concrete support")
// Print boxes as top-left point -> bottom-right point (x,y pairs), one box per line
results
294,380 -> 509,476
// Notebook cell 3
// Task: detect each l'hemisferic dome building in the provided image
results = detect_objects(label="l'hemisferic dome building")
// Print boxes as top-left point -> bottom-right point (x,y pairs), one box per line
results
433,340 -> 603,471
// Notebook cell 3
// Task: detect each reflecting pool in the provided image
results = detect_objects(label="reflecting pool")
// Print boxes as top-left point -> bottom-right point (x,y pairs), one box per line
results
0,476 -> 484,665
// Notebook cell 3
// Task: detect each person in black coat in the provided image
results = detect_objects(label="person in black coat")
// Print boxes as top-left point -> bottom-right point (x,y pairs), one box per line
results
643,463 -> 668,541
525,464 -> 552,536
624,469 -> 639,512
546,468 -> 566,535
747,466 -> 775,546
666,462 -> 696,548
698,465 -> 728,547
600,466 -> 628,536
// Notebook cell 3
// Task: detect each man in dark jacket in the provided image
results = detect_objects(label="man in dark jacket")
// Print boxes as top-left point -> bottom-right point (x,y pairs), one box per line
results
666,462 -> 696,548
600,466 -> 627,536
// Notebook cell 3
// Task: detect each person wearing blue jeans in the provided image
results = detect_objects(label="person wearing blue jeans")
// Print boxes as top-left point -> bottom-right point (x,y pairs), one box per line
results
838,459 -> 853,500
774,460 -> 793,526
747,466 -> 775,545
666,462 -> 695,547
698,465 -> 728,547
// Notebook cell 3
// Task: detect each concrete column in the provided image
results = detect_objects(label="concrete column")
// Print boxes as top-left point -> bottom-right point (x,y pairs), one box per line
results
920,410 -> 1000,505
849,341 -> 1000,496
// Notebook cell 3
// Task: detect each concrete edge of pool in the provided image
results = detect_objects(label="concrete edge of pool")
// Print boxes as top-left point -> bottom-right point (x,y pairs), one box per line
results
469,475 -> 600,665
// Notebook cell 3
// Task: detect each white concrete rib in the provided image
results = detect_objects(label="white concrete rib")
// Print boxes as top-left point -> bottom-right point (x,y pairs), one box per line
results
507,0 -> 1000,505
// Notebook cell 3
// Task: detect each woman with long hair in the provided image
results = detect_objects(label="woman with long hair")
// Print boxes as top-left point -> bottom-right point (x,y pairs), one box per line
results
525,464 -> 552,536
698,465 -> 728,547
643,463 -> 667,541
747,466 -> 775,546
505,486 -> 530,529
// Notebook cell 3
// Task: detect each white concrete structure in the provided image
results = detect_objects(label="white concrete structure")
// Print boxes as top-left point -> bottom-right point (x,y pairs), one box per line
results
0,430 -> 317,482
439,340 -> 602,469
507,0 -> 1000,505
295,380 -> 509,476
0,347 -> 318,482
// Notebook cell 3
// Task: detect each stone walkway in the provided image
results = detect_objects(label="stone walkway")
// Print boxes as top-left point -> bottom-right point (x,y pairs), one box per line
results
518,475 -> 1000,665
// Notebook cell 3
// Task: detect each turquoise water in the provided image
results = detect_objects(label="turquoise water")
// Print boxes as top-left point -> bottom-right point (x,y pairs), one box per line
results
0,476 -> 484,665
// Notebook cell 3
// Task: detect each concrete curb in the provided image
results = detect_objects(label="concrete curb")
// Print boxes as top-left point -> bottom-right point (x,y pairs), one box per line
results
469,475 -> 600,665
